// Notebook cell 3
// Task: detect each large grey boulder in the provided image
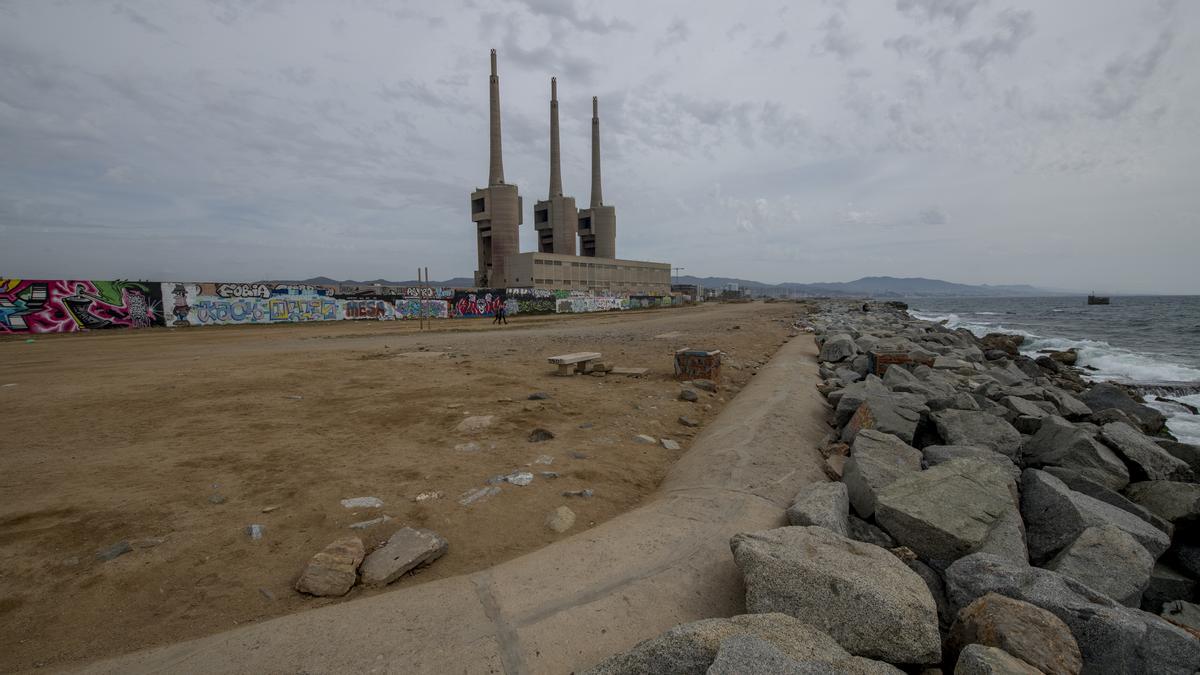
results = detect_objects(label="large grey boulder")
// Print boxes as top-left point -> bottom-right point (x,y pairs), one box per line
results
1021,416 -> 1129,491
1143,562 -> 1197,614
1099,422 -> 1194,481
1080,383 -> 1167,434
842,430 -> 921,518
1002,395 -> 1051,421
1046,525 -> 1155,607
1162,600 -> 1200,633
1125,481 -> 1200,523
1040,467 -> 1172,534
1157,439 -> 1200,476
946,592 -> 1083,675
730,526 -> 941,664
876,459 -> 1025,569
1043,387 -> 1092,420
582,613 -> 902,675
945,553 -> 1200,675
923,445 -> 1020,482
786,482 -> 849,536
820,334 -> 857,363
705,636 -> 830,675
1019,469 -> 1170,563
294,537 -> 365,597
833,376 -> 890,427
840,395 -> 924,445
954,644 -> 1042,675
930,410 -> 1022,460
847,515 -> 896,548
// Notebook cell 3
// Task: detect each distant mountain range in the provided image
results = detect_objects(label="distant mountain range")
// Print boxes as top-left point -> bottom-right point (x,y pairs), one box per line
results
266,274 -> 1065,298
674,275 -> 1065,298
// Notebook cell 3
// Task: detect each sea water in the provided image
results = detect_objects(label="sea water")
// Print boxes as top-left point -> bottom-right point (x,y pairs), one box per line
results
906,295 -> 1200,444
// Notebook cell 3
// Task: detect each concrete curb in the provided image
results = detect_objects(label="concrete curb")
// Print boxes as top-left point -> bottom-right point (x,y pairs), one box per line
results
76,336 -> 828,675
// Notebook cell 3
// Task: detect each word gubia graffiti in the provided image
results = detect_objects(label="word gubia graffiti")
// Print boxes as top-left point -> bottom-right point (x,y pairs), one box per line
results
0,277 -> 673,333
0,279 -> 162,333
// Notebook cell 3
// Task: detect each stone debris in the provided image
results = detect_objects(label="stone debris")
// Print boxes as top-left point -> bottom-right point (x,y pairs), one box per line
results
528,428 -> 555,443
96,541 -> 133,561
349,515 -> 393,530
207,493 -> 227,505
679,388 -> 699,402
633,434 -> 657,445
245,524 -> 264,540
455,415 -> 494,433
539,471 -> 559,479
412,490 -> 444,502
360,527 -> 447,586
545,506 -> 576,533
562,489 -> 594,498
340,496 -> 383,509
678,416 -> 700,427
527,391 -> 551,400
295,537 -> 364,597
785,481 -> 850,537
261,505 -> 280,513
660,438 -> 681,450
459,486 -> 500,506
533,454 -> 554,465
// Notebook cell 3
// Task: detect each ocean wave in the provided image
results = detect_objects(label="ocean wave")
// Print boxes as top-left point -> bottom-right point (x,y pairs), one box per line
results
1149,394 -> 1200,445
1023,336 -> 1200,384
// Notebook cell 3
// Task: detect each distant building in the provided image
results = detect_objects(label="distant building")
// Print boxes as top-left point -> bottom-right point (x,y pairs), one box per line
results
470,50 -> 668,295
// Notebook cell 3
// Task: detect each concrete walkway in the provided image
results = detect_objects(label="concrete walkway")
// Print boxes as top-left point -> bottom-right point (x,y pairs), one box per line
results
77,336 -> 829,675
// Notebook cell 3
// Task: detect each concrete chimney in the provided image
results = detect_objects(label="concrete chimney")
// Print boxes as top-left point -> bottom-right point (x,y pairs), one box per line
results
488,49 -> 504,186
590,96 -> 602,207
549,78 -> 562,198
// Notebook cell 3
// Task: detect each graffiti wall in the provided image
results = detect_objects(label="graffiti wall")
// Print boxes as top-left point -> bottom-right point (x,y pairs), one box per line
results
0,279 -> 163,333
1,276 -> 674,333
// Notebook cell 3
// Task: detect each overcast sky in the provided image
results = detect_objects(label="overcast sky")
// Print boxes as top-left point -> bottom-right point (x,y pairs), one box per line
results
1,1 -> 1197,293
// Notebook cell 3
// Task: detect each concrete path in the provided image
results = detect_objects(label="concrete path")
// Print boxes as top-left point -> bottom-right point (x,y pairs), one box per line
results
76,336 -> 829,675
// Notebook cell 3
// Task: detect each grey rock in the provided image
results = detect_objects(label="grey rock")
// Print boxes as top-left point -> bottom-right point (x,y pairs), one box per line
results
876,459 -> 1025,569
835,367 -> 863,384
679,416 -> 700,427
545,505 -> 576,533
1002,395 -> 1050,420
1079,383 -> 1166,434
847,515 -> 896,548
1125,481 -> 1200,523
954,644 -> 1042,675
1143,562 -> 1198,613
945,553 -> 1200,675
1173,541 -> 1200,578
786,482 -> 849,537
819,334 -> 857,363
840,395 -> 924,445
679,389 -> 699,402
692,379 -> 718,392
1157,439 -> 1200,476
927,393 -> 982,412
923,445 -> 1020,482
930,410 -> 1022,459
1043,387 -> 1092,420
96,541 -> 132,561
946,592 -> 1083,675
1021,416 -> 1129,490
359,527 -> 447,586
905,559 -> 953,632
1020,469 -> 1170,564
706,636 -> 829,675
1046,525 -> 1155,607
730,526 -> 941,664
1040,467 -> 1172,534
833,376 -> 890,427
842,429 -> 922,518
1099,422 -> 1194,481
1012,415 -> 1044,435
528,391 -> 551,400
582,613 -> 902,675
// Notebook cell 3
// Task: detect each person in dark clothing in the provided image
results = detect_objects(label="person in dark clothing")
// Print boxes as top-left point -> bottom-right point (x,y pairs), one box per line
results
493,305 -> 508,325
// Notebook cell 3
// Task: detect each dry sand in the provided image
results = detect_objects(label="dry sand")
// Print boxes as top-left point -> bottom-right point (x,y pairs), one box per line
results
0,301 -> 799,672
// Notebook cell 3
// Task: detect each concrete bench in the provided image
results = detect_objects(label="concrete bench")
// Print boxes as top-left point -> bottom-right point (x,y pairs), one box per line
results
548,352 -> 602,376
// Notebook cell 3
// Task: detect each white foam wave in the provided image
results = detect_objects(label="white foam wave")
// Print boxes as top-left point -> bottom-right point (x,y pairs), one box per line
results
1148,394 -> 1200,445
975,311 -> 1003,316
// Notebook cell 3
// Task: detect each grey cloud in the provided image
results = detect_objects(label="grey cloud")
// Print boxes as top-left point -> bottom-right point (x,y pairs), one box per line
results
512,0 -> 633,34
884,34 -> 924,57
815,12 -> 862,61
111,4 -> 168,34
917,207 -> 948,225
959,8 -> 1035,69
1088,29 -> 1173,119
897,0 -> 990,28
754,31 -> 790,50
656,18 -> 690,53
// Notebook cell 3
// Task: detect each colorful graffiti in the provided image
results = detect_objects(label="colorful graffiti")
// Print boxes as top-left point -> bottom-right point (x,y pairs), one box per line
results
395,298 -> 450,319
555,296 -> 627,314
0,279 -> 162,333
452,290 -> 506,318
1,277 -> 677,333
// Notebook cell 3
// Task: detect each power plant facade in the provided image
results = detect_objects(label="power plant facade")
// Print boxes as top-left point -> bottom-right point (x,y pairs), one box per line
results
471,51 -> 669,296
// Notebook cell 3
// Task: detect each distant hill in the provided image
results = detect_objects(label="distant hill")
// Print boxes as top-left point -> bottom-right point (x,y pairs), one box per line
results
261,274 -> 1061,298
674,275 -> 1062,298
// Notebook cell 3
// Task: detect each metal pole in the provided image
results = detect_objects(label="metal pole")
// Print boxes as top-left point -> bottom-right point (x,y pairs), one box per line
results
424,267 -> 430,329
416,267 -> 423,331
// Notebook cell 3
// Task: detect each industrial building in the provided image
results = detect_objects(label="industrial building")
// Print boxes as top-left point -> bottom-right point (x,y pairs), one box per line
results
470,50 -> 670,296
